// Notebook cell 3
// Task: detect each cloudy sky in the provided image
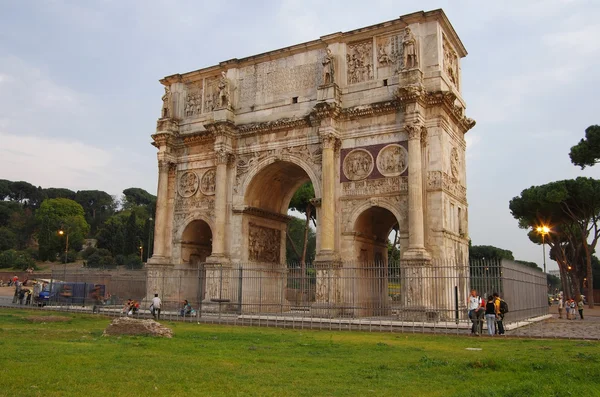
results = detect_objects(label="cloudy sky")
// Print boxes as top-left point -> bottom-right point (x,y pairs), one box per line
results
1,0 -> 599,269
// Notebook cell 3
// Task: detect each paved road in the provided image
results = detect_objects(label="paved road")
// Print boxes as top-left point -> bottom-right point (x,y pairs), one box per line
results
506,304 -> 600,340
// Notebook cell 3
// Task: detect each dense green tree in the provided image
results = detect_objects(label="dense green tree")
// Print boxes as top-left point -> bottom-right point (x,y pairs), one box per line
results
96,215 -> 126,256
510,178 -> 600,307
43,188 -> 76,200
74,190 -> 116,235
35,198 -> 90,261
286,216 -> 316,263
570,125 -> 600,169
122,188 -> 156,210
469,245 -> 514,261
288,182 -> 317,298
0,227 -> 17,252
514,260 -> 543,272
124,211 -> 140,256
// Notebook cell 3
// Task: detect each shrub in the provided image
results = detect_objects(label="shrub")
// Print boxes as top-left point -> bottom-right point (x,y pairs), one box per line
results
114,254 -> 126,267
124,254 -> 143,270
0,249 -> 36,270
86,249 -> 116,269
81,246 -> 97,260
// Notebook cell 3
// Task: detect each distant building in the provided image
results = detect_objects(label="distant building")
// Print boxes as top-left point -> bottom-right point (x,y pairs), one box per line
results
548,270 -> 561,279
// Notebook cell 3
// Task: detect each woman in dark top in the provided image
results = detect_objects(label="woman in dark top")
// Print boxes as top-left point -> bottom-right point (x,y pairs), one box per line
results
485,295 -> 497,336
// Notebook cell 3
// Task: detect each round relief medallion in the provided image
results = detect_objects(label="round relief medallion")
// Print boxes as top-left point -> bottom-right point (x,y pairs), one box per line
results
200,169 -> 216,196
178,171 -> 199,198
343,149 -> 374,181
376,144 -> 408,177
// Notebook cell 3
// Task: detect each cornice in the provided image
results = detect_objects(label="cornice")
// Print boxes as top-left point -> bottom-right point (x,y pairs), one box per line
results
237,117 -> 310,136
233,206 -> 291,223
341,100 -> 400,119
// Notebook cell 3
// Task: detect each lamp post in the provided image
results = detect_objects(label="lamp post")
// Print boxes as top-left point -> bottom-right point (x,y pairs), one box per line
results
139,245 -> 143,261
536,225 -> 550,273
58,230 -> 69,264
147,217 -> 153,262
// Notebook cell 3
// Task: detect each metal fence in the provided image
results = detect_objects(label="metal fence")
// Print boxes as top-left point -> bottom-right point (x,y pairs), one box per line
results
0,258 -> 549,334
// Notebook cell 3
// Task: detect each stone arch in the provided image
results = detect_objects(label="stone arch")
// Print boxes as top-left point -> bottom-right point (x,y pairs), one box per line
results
347,198 -> 402,234
177,215 -> 213,265
238,154 -> 322,203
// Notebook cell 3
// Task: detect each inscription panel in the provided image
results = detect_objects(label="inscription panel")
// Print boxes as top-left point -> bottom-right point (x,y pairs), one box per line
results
238,57 -> 320,107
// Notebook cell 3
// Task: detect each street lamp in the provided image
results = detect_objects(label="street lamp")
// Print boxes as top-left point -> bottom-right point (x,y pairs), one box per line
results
536,225 -> 550,273
139,245 -> 143,261
58,230 -> 69,264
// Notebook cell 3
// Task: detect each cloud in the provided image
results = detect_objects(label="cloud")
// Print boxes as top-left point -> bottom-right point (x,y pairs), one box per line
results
0,131 -> 155,197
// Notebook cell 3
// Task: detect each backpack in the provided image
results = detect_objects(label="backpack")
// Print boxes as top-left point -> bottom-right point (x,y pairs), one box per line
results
499,299 -> 509,314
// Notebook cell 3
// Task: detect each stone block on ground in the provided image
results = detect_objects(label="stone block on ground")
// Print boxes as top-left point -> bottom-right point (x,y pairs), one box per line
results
103,317 -> 173,338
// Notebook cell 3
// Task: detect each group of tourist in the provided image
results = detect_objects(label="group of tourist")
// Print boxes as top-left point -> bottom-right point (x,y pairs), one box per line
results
467,289 -> 507,336
558,295 -> 585,320
10,276 -> 47,306
123,299 -> 141,315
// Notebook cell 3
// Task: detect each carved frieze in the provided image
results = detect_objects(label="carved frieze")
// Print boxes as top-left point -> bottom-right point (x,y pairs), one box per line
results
377,35 -> 401,68
200,169 -> 216,196
347,40 -> 374,84
443,35 -> 459,88
427,170 -> 466,202
342,176 -> 407,197
204,76 -> 219,113
343,148 -> 374,181
174,195 -> 215,213
376,144 -> 408,177
178,171 -> 199,198
248,223 -> 280,263
184,82 -> 203,117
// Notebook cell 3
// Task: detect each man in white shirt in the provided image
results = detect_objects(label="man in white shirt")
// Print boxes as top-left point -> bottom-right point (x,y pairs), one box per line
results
467,289 -> 484,336
151,293 -> 162,320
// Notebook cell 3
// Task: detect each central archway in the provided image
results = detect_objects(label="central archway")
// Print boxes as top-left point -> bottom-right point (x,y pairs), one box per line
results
243,160 -> 317,264
351,205 -> 399,316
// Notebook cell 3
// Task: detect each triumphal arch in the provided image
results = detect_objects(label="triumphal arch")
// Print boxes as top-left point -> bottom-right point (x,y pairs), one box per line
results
147,9 -> 475,317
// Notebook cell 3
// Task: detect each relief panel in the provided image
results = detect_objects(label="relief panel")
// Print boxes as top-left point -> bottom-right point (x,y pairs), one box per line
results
248,223 -> 281,263
347,40 -> 374,84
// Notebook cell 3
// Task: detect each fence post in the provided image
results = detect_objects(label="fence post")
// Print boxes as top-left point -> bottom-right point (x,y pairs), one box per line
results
454,285 -> 459,324
238,266 -> 243,314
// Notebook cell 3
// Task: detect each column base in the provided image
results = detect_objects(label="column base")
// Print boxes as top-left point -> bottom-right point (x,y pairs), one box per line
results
205,254 -> 230,265
402,248 -> 432,262
314,250 -> 340,266
146,256 -> 173,266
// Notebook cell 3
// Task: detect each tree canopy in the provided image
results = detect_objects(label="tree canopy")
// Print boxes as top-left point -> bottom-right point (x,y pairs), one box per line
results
35,198 -> 90,261
570,125 -> 600,169
509,177 -> 600,305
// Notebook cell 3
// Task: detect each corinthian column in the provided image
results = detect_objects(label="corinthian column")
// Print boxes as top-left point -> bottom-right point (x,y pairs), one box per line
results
152,160 -> 171,260
209,148 -> 230,261
403,121 -> 430,260
315,132 -> 339,263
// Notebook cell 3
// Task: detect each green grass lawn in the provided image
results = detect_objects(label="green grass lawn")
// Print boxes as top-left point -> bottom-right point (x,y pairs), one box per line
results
1,309 -> 598,397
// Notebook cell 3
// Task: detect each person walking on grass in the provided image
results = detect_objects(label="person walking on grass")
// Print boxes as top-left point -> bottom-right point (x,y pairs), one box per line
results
152,293 -> 162,320
485,295 -> 497,336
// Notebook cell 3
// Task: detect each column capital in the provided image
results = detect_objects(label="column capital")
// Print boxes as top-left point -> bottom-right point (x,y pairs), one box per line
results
204,120 -> 237,138
158,160 -> 175,173
405,121 -> 426,141
320,132 -> 340,150
215,148 -> 234,165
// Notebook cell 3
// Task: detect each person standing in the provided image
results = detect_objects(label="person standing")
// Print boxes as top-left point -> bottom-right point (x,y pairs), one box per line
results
467,289 -> 484,336
493,292 -> 505,335
558,296 -> 564,319
577,297 -> 584,320
12,277 -> 21,304
569,299 -> 576,320
151,293 -> 162,320
485,295 -> 497,336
